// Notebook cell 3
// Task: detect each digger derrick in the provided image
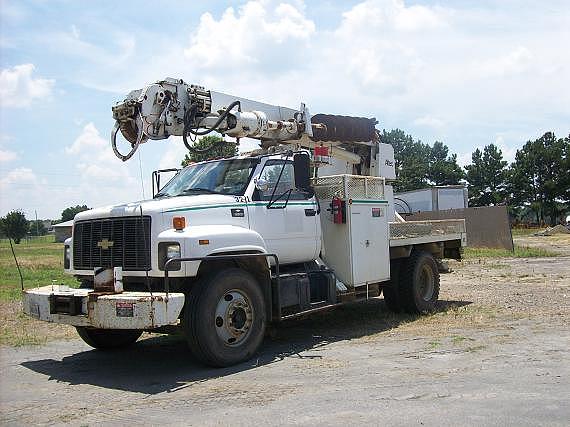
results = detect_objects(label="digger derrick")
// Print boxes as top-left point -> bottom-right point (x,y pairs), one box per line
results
21,76 -> 467,369
110,77 -> 380,162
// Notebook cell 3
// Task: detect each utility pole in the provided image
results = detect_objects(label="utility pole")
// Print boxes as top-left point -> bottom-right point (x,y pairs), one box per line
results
35,210 -> 39,237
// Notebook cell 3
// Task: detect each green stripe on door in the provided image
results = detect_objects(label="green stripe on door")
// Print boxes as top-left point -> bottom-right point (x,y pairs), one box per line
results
165,201 -> 317,213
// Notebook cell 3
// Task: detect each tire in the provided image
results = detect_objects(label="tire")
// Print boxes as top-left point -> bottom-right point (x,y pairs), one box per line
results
383,260 -> 402,313
398,251 -> 440,314
76,327 -> 142,349
184,268 -> 266,367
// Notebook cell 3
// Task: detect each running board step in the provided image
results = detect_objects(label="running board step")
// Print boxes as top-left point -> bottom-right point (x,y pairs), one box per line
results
280,303 -> 340,321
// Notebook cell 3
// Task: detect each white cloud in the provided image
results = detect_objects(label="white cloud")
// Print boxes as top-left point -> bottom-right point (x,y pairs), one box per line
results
48,27 -> 135,66
0,167 -> 43,215
477,46 -> 534,77
413,115 -> 446,129
0,64 -> 55,108
184,1 -> 315,70
0,149 -> 18,162
66,123 -> 137,183
0,167 -> 38,187
324,0 -> 450,97
65,122 -> 106,154
338,0 -> 446,35
71,24 -> 80,39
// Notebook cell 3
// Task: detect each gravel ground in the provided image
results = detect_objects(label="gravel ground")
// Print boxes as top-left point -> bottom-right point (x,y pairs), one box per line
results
1,235 -> 569,426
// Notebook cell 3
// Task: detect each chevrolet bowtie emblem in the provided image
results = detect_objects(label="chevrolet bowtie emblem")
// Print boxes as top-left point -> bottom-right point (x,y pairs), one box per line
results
97,238 -> 114,250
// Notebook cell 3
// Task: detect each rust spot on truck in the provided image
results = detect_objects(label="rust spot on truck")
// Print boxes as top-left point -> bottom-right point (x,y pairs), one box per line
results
137,295 -> 164,302
88,291 -> 117,303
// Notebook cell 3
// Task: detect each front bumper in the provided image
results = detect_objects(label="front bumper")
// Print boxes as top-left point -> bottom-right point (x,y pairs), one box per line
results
23,286 -> 185,330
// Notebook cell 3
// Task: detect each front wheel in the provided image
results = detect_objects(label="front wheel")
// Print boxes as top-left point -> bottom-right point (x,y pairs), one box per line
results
184,268 -> 266,367
76,327 -> 142,349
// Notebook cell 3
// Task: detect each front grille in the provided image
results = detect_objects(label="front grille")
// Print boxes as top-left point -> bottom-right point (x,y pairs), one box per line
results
72,216 -> 151,271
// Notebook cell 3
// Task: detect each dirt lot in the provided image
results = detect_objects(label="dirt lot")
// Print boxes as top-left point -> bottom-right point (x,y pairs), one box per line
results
1,235 -> 569,426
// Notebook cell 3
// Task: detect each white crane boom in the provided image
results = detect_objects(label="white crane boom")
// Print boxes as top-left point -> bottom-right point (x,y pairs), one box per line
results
111,77 -> 378,161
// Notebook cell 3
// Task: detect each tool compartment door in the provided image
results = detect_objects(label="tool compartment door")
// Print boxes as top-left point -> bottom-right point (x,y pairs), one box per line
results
349,202 -> 390,285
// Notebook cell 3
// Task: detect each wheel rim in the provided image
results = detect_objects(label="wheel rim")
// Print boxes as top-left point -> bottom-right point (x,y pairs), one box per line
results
418,264 -> 435,302
214,289 -> 254,347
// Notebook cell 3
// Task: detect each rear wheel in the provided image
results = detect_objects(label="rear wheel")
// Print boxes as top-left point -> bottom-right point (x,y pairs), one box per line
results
76,327 -> 142,349
184,268 -> 266,367
398,251 -> 440,314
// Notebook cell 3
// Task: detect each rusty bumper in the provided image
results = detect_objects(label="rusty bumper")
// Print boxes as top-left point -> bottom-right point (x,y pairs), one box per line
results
23,286 -> 185,330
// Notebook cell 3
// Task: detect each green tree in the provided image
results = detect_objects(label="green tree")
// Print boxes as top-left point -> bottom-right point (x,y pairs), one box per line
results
181,135 -> 238,166
61,205 -> 90,222
0,210 -> 29,244
427,141 -> 465,186
465,144 -> 508,206
380,130 -> 463,191
28,220 -> 47,236
465,148 -> 484,205
508,132 -> 569,225
380,129 -> 430,192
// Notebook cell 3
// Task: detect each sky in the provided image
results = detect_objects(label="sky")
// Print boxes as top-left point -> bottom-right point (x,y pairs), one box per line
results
0,0 -> 569,219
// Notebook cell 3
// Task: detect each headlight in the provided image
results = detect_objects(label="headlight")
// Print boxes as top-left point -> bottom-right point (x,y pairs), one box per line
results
158,242 -> 181,271
63,245 -> 70,269
166,244 -> 181,259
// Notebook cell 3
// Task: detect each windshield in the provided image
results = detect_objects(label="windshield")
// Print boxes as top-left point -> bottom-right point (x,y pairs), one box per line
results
155,158 -> 257,198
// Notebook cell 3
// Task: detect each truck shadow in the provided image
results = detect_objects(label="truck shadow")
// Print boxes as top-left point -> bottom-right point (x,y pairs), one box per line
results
21,298 -> 470,394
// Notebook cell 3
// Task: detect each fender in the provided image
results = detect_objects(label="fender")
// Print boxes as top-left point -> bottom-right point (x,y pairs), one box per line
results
157,224 -> 267,277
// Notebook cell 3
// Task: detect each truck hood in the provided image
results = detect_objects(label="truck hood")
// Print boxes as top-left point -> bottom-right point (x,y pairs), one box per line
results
74,194 -> 240,221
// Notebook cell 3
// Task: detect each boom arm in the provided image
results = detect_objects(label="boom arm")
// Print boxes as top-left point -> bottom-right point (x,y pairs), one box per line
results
111,77 -> 378,161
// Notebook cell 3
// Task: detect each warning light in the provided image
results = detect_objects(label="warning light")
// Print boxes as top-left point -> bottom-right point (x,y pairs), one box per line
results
173,216 -> 186,230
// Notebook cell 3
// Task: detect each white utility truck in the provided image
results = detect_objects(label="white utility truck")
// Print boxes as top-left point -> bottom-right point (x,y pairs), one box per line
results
23,78 -> 466,367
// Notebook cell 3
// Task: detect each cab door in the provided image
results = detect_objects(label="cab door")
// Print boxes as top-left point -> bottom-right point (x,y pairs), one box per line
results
246,159 -> 320,264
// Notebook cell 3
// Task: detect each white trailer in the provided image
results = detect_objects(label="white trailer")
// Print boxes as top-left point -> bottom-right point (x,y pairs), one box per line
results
23,78 -> 466,367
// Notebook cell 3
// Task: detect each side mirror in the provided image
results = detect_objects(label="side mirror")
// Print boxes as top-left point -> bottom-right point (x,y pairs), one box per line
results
255,178 -> 269,192
293,153 -> 312,192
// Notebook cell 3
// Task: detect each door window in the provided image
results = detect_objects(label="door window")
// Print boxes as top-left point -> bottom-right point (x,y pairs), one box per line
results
255,160 -> 309,201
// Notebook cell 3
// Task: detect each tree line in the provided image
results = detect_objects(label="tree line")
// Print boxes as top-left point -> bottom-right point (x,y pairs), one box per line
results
381,130 -> 569,225
0,205 -> 90,243
2,131 -> 567,242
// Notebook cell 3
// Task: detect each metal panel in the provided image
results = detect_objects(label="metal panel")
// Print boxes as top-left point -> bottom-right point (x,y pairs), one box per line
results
406,206 -> 513,250
437,188 -> 468,210
210,91 -> 298,122
320,214 -> 353,286
23,286 -> 185,329
349,203 -> 390,285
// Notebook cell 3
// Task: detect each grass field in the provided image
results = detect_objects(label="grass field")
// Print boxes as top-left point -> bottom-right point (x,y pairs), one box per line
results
463,245 -> 559,258
0,236 -> 79,302
510,227 -> 541,237
0,236 -> 80,346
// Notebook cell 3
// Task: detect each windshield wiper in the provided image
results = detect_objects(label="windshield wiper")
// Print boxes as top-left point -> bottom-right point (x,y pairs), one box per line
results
181,188 -> 222,195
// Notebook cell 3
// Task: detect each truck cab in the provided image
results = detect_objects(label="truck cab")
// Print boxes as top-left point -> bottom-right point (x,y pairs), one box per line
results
66,151 -> 321,282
